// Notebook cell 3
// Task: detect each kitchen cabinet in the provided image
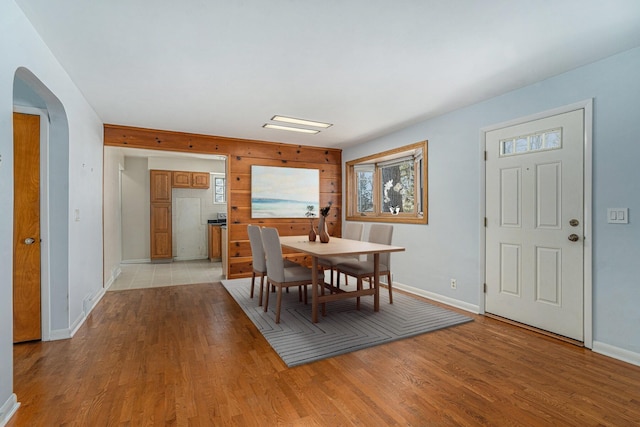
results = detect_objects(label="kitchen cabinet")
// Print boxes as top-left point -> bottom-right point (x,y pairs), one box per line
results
208,224 -> 222,261
171,171 -> 191,188
150,170 -> 172,261
172,171 -> 210,189
191,172 -> 210,189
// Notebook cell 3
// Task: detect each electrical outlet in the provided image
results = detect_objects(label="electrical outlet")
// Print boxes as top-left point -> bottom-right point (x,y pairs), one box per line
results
450,279 -> 457,289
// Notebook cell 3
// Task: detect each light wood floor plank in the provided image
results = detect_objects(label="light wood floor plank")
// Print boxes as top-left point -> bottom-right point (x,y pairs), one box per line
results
8,282 -> 640,426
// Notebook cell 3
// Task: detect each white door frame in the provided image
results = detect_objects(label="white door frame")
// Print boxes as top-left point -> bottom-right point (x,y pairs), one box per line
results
479,99 -> 593,349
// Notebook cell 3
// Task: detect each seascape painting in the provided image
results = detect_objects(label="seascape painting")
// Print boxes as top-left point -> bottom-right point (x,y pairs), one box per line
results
251,165 -> 319,218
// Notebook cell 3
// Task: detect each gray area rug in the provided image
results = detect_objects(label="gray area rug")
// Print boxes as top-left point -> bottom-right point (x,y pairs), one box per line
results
221,278 -> 473,367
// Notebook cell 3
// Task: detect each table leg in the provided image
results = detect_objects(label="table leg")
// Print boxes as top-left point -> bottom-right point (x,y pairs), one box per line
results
374,252 -> 380,312
312,256 -> 318,323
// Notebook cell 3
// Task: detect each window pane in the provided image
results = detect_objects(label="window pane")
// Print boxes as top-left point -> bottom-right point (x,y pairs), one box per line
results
515,137 -> 528,153
380,160 -> 415,213
502,139 -> 514,155
530,134 -> 542,150
356,170 -> 374,212
545,130 -> 561,148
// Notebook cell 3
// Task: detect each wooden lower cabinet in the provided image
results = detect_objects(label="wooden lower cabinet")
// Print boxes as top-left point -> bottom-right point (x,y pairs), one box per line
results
208,225 -> 222,261
151,203 -> 172,261
150,169 -> 173,262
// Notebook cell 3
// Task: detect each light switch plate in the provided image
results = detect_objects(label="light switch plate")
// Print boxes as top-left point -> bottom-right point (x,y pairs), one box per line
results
607,208 -> 629,224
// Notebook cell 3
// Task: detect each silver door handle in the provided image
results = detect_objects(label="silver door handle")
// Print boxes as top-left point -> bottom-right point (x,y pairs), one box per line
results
568,234 -> 579,242
24,237 -> 35,245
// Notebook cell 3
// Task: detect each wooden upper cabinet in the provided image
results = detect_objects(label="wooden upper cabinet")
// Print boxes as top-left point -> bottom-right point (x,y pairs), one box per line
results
172,171 -> 191,188
171,171 -> 210,189
150,170 -> 172,202
191,172 -> 210,189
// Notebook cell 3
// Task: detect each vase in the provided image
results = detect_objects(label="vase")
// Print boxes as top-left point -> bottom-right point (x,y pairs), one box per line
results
308,221 -> 317,241
318,216 -> 330,243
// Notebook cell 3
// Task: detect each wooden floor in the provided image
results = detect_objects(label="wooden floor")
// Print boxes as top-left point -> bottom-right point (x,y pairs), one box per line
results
9,283 -> 640,426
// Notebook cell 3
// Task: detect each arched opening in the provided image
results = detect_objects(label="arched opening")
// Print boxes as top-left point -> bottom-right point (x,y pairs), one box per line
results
13,67 -> 70,341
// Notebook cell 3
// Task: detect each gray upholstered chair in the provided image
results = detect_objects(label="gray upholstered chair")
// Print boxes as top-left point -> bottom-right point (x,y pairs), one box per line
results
261,227 -> 325,323
335,224 -> 394,305
247,224 -> 299,306
317,222 -> 364,288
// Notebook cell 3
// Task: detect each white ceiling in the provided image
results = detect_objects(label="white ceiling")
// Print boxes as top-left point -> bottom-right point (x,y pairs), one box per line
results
15,0 -> 640,149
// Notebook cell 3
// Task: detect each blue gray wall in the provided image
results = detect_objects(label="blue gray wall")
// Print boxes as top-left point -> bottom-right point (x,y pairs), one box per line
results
344,47 -> 640,362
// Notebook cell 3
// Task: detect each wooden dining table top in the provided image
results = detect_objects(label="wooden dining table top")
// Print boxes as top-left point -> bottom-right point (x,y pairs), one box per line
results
279,235 -> 405,257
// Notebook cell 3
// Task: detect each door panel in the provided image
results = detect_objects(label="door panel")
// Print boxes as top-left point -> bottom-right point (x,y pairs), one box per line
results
13,112 -> 42,343
486,109 -> 584,341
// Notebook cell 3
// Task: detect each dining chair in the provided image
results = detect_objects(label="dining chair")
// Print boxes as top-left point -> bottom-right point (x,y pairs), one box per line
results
317,222 -> 364,288
261,227 -> 325,323
335,224 -> 394,305
247,224 -> 299,306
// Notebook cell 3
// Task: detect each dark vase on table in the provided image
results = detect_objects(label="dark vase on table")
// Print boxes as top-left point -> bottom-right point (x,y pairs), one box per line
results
308,221 -> 317,241
318,215 -> 330,243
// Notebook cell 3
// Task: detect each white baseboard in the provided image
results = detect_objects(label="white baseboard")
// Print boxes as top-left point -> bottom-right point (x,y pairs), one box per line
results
49,287 -> 107,341
393,281 -> 480,314
394,284 -> 640,368
173,256 -> 208,261
593,341 -> 640,367
105,266 -> 122,290
121,258 -> 151,264
0,393 -> 19,427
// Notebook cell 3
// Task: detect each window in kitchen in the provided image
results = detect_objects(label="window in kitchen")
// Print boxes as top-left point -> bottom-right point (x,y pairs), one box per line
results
346,140 -> 427,224
212,174 -> 226,204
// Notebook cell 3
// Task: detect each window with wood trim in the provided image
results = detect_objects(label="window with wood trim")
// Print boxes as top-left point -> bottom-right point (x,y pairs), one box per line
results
346,141 -> 427,224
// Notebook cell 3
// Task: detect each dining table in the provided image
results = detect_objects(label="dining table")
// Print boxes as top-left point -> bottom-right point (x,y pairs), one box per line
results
279,235 -> 405,323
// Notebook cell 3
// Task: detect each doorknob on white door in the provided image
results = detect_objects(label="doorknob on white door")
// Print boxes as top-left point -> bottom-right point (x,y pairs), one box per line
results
568,234 -> 579,242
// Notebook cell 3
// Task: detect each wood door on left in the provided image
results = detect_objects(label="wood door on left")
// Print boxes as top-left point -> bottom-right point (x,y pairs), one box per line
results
13,112 -> 41,343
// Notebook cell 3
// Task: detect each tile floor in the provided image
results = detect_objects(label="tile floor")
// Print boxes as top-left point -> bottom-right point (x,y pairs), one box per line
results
108,259 -> 224,291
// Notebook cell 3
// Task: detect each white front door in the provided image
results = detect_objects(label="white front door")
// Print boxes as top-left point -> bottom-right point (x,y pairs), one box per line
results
485,109 -> 584,341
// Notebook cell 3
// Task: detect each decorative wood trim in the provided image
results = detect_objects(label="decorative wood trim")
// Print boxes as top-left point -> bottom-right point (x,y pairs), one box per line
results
104,124 -> 342,278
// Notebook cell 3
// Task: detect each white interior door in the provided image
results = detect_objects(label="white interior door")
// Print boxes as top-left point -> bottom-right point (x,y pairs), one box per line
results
485,109 -> 584,341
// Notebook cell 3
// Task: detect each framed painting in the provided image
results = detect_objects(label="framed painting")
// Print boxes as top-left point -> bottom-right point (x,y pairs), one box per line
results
251,165 -> 319,218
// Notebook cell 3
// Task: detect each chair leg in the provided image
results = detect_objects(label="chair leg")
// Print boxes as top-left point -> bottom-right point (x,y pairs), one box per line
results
356,277 -> 362,310
329,267 -> 334,288
387,272 -> 393,304
298,285 -> 302,302
258,275 -> 265,306
264,280 -> 270,312
275,286 -> 283,324
250,272 -> 256,298
303,284 -> 308,304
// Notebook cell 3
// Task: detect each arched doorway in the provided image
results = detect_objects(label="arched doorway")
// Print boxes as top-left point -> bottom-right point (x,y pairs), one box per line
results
13,67 -> 70,342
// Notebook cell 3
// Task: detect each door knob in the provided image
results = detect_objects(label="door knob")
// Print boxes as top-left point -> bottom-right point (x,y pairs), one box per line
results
569,219 -> 579,227
568,234 -> 579,242
24,237 -> 35,245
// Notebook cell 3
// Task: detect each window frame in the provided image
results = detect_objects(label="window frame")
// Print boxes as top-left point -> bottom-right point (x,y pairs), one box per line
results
346,140 -> 428,224
212,173 -> 226,204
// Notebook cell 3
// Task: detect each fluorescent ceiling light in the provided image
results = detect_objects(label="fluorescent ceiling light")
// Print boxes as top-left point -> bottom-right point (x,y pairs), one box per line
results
263,124 -> 320,134
271,115 -> 332,128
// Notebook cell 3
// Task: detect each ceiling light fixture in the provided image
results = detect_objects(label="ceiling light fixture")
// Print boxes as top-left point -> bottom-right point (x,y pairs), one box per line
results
271,115 -> 333,128
263,124 -> 320,134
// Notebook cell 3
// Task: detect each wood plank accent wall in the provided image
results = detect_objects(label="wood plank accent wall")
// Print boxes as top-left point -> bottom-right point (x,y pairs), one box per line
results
104,124 -> 342,279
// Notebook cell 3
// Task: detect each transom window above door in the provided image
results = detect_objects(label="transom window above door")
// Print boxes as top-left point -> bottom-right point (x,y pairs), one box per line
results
500,128 -> 562,156
346,141 -> 428,224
